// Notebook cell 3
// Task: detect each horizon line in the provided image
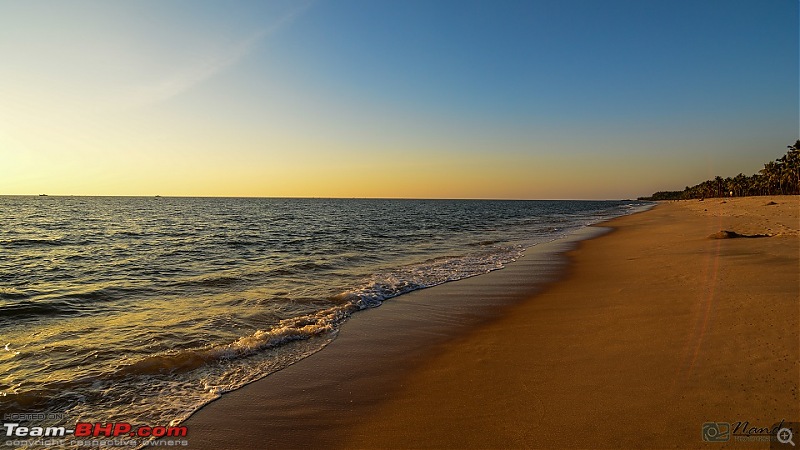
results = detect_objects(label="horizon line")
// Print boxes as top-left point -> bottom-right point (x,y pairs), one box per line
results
0,194 -> 640,202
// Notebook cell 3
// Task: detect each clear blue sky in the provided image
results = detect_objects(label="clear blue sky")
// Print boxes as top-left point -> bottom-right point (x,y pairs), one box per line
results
1,0 -> 797,198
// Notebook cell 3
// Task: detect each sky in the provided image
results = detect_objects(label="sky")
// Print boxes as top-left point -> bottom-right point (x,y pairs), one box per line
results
1,0 -> 797,199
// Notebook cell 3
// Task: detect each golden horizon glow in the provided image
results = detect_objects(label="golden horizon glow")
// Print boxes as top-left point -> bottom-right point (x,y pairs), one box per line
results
1,1 -> 796,200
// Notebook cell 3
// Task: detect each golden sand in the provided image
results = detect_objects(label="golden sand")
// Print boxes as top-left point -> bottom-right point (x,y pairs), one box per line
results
344,196 -> 799,448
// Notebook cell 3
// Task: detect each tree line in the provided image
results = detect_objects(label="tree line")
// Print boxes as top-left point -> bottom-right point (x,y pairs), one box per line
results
640,140 -> 800,200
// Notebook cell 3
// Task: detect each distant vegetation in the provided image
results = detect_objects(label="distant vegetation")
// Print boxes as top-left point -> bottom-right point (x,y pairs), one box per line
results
640,141 -> 800,200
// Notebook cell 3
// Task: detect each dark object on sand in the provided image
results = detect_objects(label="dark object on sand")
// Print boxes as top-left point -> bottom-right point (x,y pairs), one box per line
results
708,230 -> 770,239
765,201 -> 778,206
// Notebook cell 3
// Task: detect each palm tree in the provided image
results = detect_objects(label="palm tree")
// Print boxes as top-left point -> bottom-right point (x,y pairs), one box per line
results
749,174 -> 765,195
732,173 -> 747,197
714,176 -> 725,197
784,141 -> 800,194
648,142 -> 800,200
723,177 -> 732,197
760,161 -> 779,195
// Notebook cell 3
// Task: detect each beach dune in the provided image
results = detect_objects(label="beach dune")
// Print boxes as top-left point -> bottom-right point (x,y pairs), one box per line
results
183,196 -> 799,449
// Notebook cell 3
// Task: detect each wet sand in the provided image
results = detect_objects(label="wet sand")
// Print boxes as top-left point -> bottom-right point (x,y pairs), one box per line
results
182,196 -> 799,449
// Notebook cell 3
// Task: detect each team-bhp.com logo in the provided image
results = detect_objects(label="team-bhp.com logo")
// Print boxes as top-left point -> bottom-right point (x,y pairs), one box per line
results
4,422 -> 187,438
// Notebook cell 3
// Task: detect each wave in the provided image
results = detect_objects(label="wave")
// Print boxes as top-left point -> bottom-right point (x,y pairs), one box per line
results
115,306 -> 349,378
166,262 -> 337,291
0,287 -> 138,320
2,305 -> 354,415
0,238 -> 66,247
0,300 -> 80,319
60,287 -> 124,301
262,262 -> 334,277
467,239 -> 503,247
332,245 -> 524,309
0,290 -> 35,301
11,245 -> 525,395
286,261 -> 334,271
2,385 -> 62,410
170,275 -> 244,289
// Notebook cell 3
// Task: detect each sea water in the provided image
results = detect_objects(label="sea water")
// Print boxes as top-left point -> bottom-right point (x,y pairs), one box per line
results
0,197 -> 650,438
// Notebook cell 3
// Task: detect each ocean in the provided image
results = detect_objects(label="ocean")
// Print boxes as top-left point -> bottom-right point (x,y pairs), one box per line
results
0,196 -> 650,440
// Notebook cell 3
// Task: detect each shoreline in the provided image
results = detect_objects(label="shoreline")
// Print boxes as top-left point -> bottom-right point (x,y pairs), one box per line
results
180,196 -> 798,448
176,214 -> 624,448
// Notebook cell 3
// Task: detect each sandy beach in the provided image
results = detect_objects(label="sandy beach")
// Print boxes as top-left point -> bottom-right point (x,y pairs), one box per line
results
181,196 -> 798,449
